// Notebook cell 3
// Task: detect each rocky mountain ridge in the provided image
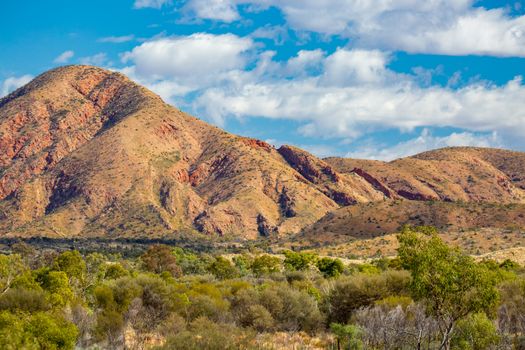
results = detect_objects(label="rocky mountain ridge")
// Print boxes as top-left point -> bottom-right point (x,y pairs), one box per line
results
1,65 -> 524,240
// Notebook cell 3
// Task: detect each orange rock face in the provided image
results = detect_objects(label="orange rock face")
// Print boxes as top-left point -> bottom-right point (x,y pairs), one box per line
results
1,65 -> 525,240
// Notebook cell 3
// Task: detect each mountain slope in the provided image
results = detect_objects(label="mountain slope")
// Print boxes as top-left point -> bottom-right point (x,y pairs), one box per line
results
300,148 -> 525,242
325,147 -> 525,203
300,200 -> 525,242
0,66 -> 385,238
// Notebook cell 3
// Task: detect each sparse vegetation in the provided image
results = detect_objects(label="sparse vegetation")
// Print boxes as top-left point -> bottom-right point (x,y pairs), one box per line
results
0,226 -> 523,349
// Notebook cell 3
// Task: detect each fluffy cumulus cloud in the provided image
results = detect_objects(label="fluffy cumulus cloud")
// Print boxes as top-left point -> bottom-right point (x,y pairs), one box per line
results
345,129 -> 501,161
53,50 -> 75,64
1,75 -> 33,97
189,47 -> 525,141
165,0 -> 525,57
121,33 -> 253,101
117,30 -> 525,156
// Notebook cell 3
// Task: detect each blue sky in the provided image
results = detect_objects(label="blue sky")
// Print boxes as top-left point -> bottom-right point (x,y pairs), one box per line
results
1,0 -> 525,160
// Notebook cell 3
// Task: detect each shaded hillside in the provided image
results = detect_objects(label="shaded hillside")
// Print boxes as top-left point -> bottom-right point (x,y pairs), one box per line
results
301,200 -> 525,243
0,66 -> 385,238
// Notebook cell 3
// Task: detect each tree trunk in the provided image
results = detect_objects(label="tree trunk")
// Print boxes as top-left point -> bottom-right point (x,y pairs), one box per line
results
439,322 -> 454,350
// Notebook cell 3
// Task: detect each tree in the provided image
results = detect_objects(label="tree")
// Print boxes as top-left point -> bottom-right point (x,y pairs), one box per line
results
104,263 -> 129,280
54,250 -> 86,284
35,270 -> 75,307
283,250 -> 317,271
26,312 -> 79,350
0,254 -> 26,296
250,255 -> 281,277
141,245 -> 182,277
0,311 -> 78,350
317,257 -> 344,278
397,226 -> 500,350
172,248 -> 210,275
450,313 -> 500,350
330,323 -> 363,350
207,256 -> 238,280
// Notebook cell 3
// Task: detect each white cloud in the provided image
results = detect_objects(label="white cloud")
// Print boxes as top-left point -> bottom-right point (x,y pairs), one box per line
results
78,53 -> 109,66
182,0 -> 240,22
174,0 -> 525,57
321,49 -> 389,85
345,129 -> 501,160
117,32 -> 525,152
285,49 -> 324,77
53,50 -> 75,64
190,47 -> 525,143
1,75 -> 33,97
133,0 -> 171,9
98,35 -> 135,43
121,33 -> 253,90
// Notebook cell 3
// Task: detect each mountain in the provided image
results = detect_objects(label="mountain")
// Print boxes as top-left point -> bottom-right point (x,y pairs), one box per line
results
299,148 -> 525,241
0,66 -> 385,238
1,66 -> 524,241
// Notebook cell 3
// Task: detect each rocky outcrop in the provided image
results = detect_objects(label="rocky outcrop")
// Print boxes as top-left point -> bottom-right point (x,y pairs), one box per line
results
278,145 -> 385,206
351,168 -> 397,199
278,145 -> 338,184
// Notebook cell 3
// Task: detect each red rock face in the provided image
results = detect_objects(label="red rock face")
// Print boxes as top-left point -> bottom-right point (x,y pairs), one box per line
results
278,145 -> 327,183
0,67 -> 135,201
240,138 -> 273,152
351,168 -> 396,199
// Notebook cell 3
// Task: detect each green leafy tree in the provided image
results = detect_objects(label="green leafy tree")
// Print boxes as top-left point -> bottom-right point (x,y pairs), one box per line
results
450,313 -> 500,350
104,263 -> 129,280
0,311 -> 35,350
0,311 -> 78,350
232,254 -> 252,276
317,257 -> 344,278
54,250 -> 87,285
26,312 -> 79,350
207,256 -> 239,280
282,250 -> 317,271
35,270 -> 75,307
172,248 -> 210,275
398,226 -> 500,350
250,255 -> 281,277
330,323 -> 364,350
